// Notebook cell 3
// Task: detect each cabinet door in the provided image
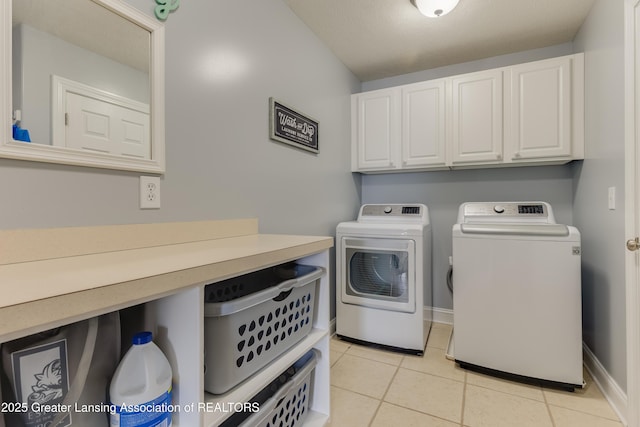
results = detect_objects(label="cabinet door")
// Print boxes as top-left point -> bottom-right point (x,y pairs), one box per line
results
507,56 -> 572,161
351,89 -> 401,171
451,70 -> 503,164
402,80 -> 447,167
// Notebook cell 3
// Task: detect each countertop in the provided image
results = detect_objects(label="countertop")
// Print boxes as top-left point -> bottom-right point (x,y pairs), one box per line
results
0,220 -> 333,342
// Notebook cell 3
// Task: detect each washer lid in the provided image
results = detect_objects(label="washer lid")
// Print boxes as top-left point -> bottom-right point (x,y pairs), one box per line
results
460,223 -> 569,237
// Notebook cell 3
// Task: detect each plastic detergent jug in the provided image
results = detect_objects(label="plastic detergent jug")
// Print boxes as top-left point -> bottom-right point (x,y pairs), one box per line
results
109,331 -> 173,427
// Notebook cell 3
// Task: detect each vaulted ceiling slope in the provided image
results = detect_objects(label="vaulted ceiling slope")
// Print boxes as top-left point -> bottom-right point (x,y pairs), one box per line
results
283,0 -> 596,82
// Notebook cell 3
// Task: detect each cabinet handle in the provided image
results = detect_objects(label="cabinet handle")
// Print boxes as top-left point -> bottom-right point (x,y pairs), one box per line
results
496,154 -> 502,160
514,152 -> 521,159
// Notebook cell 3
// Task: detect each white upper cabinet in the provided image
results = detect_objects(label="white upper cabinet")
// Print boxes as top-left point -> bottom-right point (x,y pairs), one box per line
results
505,55 -> 583,162
351,88 -> 401,171
401,79 -> 447,168
450,69 -> 504,165
351,53 -> 584,173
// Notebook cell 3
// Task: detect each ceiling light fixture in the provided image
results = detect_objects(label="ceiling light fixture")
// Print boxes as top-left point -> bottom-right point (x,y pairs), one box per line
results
412,0 -> 460,17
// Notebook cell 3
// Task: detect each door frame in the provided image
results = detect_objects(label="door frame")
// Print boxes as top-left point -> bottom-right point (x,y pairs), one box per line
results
625,1 -> 640,426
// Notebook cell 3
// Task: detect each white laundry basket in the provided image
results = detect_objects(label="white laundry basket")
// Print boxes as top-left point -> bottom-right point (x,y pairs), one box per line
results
220,349 -> 318,427
204,264 -> 324,395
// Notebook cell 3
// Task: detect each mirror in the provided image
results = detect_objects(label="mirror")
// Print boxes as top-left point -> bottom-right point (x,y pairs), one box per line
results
0,0 -> 165,173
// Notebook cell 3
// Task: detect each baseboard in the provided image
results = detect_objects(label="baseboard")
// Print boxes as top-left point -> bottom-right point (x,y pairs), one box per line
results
426,306 -> 454,325
583,343 -> 628,426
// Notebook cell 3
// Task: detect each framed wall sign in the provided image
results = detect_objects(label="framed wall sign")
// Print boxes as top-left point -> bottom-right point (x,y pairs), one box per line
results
269,98 -> 319,153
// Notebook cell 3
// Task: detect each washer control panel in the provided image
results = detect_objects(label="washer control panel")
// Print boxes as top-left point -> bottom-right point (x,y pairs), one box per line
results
458,202 -> 554,224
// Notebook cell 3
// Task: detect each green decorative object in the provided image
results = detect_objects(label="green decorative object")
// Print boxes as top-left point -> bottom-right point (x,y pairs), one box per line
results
155,0 -> 179,21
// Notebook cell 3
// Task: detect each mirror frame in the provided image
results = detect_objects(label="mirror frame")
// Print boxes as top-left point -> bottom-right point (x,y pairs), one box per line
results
0,0 -> 165,173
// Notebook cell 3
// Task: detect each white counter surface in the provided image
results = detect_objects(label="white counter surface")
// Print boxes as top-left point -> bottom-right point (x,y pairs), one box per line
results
0,220 -> 333,342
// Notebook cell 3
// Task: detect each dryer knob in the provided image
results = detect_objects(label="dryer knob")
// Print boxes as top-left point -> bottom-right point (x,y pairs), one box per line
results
384,206 -> 392,214
494,205 -> 505,214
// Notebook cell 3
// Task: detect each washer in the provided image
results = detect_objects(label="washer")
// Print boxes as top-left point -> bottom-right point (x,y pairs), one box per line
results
336,204 -> 432,354
452,201 -> 583,389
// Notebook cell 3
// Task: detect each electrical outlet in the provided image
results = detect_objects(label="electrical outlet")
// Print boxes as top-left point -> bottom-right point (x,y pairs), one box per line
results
140,176 -> 161,209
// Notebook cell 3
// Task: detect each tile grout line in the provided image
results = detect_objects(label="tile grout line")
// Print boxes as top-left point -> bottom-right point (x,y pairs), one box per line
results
366,399 -> 384,427
463,378 -> 550,404
376,360 -> 465,426
367,355 -> 403,426
460,370 -> 467,427
546,401 -> 625,424
330,383 -> 381,401
541,386 -> 557,427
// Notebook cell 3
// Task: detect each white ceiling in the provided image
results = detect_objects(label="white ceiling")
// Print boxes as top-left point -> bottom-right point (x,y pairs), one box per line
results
283,0 -> 596,82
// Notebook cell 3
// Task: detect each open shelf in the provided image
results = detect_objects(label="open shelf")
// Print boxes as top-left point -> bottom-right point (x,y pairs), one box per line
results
203,329 -> 329,426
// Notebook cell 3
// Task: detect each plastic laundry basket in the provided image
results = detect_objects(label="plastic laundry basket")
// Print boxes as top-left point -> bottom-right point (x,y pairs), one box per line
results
220,349 -> 318,427
204,263 -> 324,394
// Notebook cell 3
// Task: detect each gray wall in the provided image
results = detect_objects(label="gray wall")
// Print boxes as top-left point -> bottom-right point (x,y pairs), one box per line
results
1,1 -> 362,316
572,0 -> 627,391
360,45 -> 577,313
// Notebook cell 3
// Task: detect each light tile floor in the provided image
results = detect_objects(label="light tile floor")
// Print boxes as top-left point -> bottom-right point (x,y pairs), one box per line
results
328,322 -> 623,427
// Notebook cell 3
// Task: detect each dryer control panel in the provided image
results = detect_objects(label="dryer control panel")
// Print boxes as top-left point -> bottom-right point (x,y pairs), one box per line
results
361,204 -> 422,216
357,204 -> 429,224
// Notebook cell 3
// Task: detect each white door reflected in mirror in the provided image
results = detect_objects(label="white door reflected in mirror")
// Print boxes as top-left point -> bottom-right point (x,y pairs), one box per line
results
52,75 -> 150,159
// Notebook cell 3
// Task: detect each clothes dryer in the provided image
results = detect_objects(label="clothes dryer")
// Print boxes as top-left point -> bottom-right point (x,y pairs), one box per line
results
336,204 -> 432,354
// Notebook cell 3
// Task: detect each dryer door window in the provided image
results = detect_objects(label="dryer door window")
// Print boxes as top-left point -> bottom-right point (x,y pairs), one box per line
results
341,237 -> 416,313
347,250 -> 409,302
